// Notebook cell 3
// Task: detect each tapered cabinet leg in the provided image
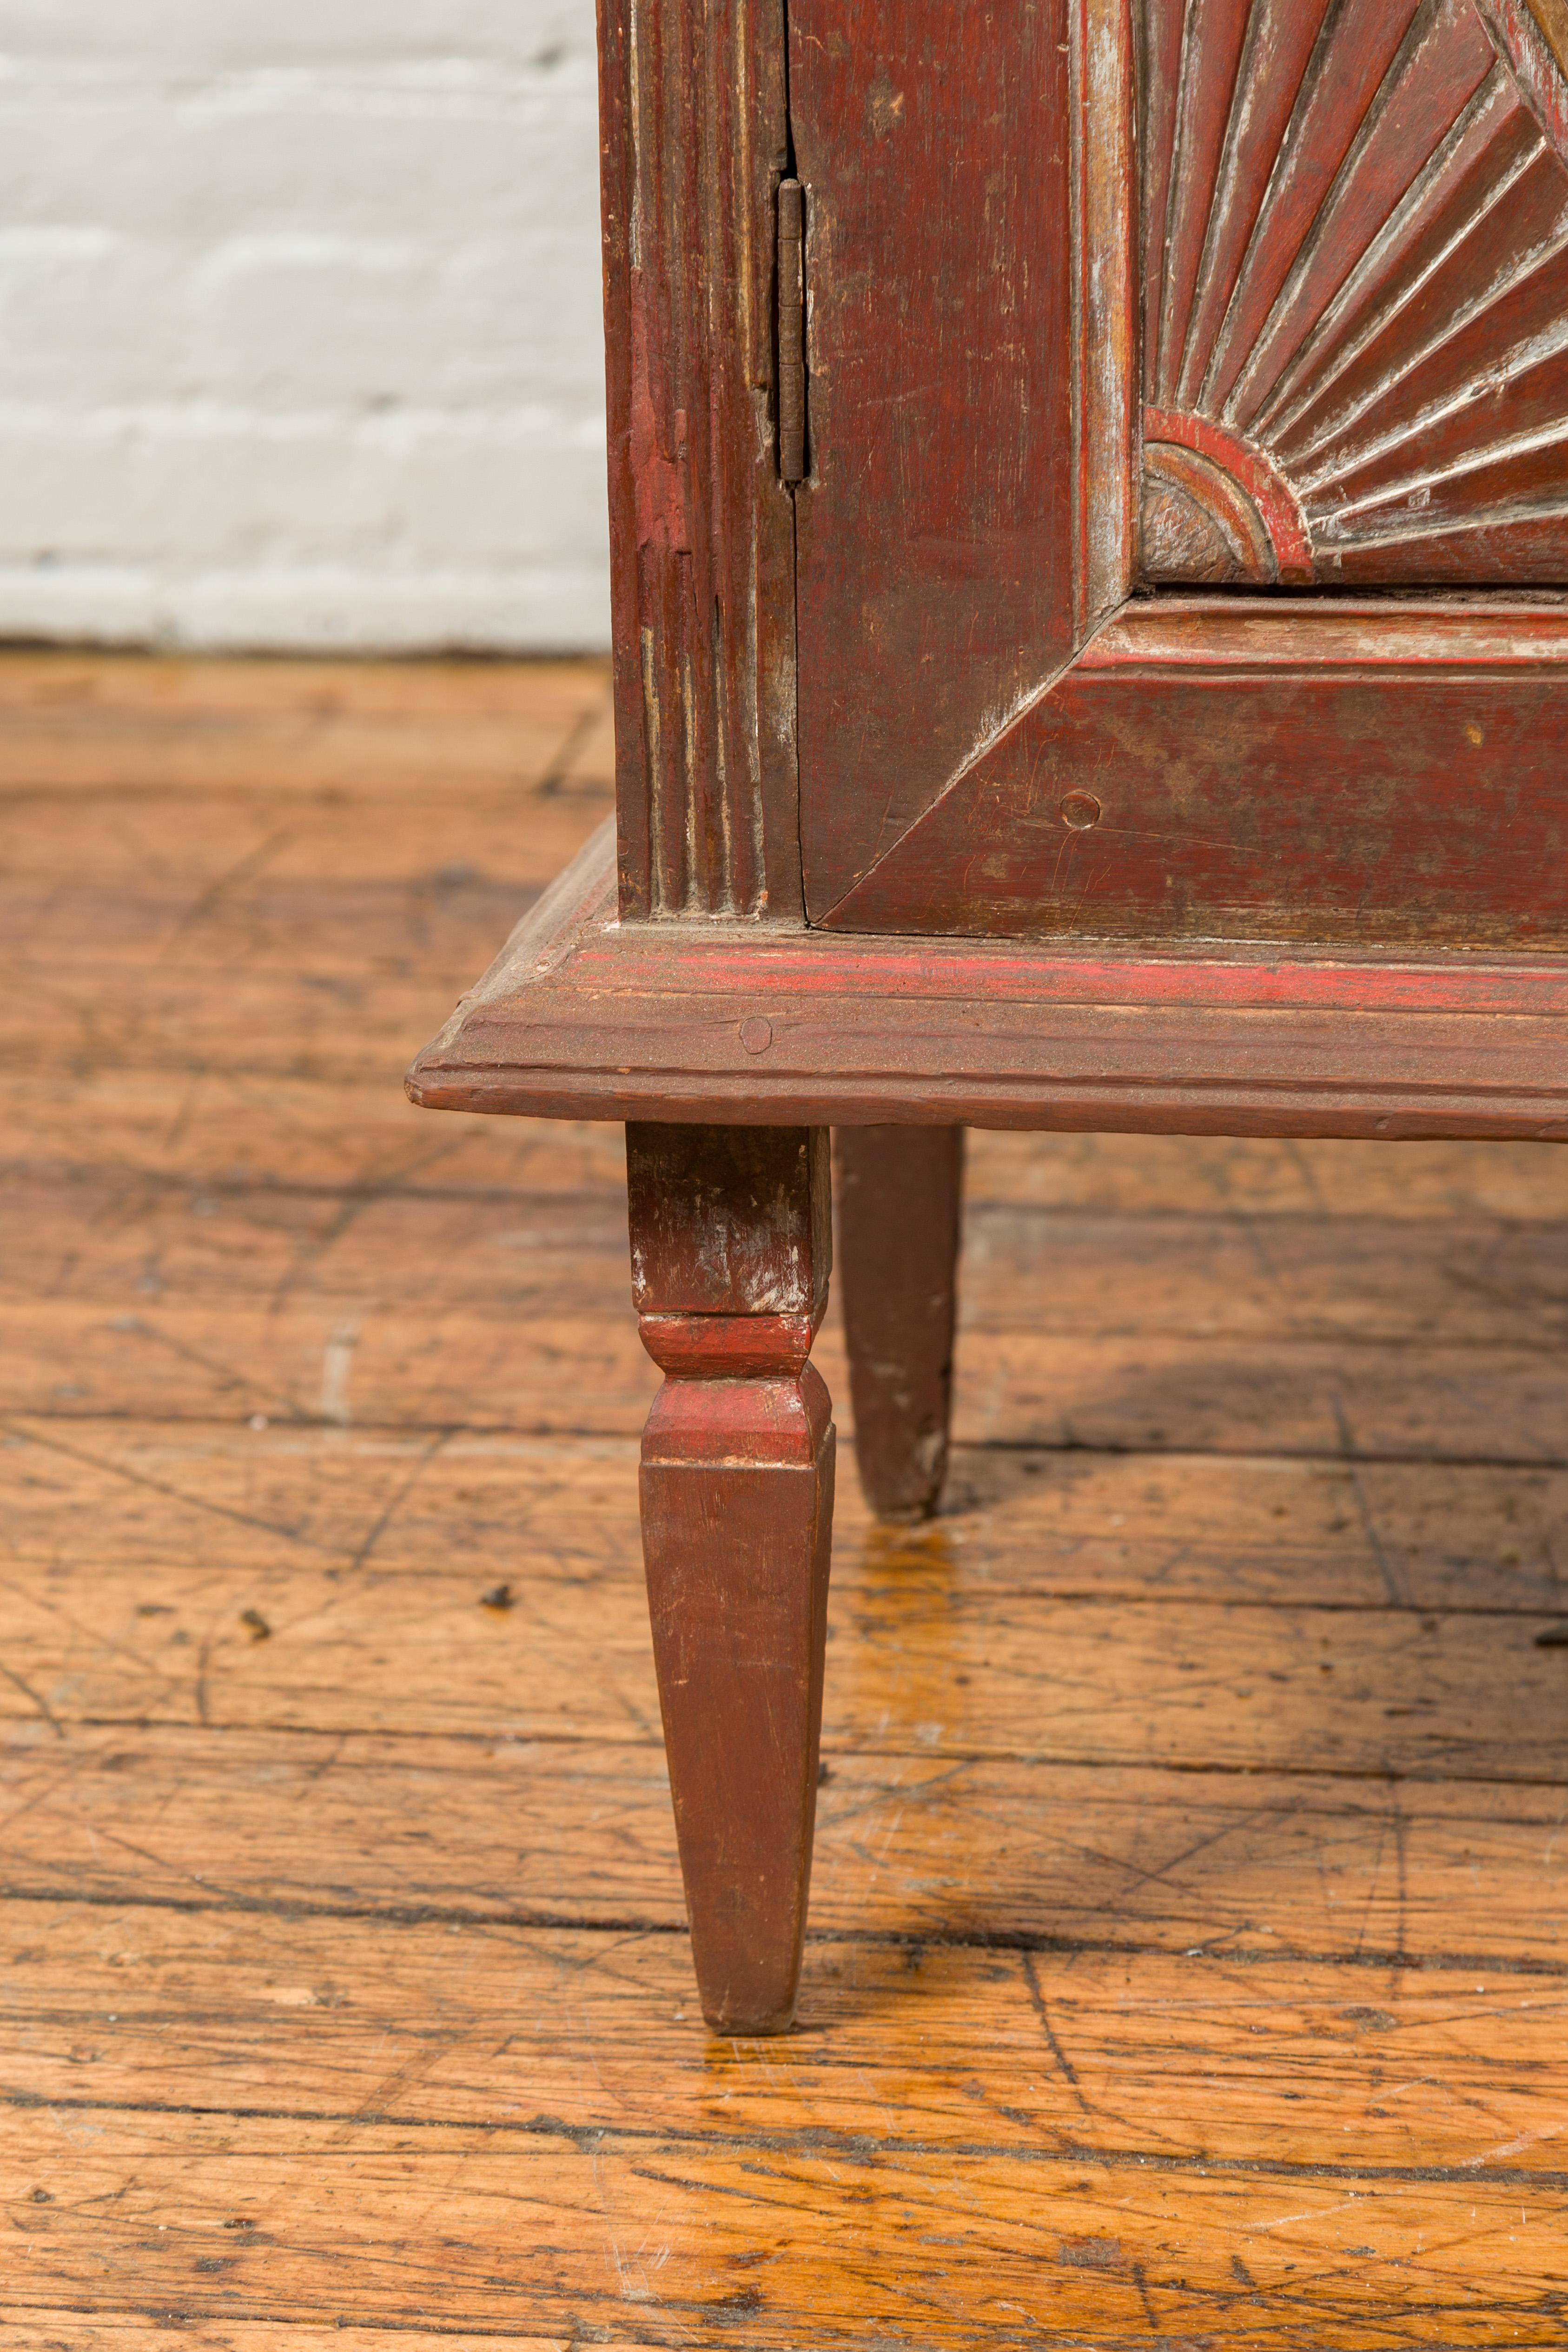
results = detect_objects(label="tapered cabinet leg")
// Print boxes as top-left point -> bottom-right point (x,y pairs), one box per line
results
627,1123 -> 835,2035
835,1125 -> 964,1521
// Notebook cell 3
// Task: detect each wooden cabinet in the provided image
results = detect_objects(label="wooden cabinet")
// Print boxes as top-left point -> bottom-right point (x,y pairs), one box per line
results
601,0 -> 1568,949
797,0 -> 1568,943
411,0 -> 1568,2030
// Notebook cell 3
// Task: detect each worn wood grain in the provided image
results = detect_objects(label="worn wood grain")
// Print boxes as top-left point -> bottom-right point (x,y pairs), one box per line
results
0,1073 -> 630,1202
962,1126 -> 1568,1222
18,1160 -> 1568,1451
9,1721 -> 1568,1963
18,1174 -> 1568,1361
11,645 -> 1568,2341
3,783 -> 609,896
0,651 -> 614,797
3,865 -> 589,981
6,2106 -> 1567,2345
0,2325 -> 603,2352
6,965 -> 507,1089
9,1068 -> 1566,1219
0,1297 -> 662,1434
19,1288 -> 1568,1462
6,1462 -> 1568,1779
0,1571 -> 1534,1776
6,1420 -> 1567,1612
8,1900 -> 1568,2168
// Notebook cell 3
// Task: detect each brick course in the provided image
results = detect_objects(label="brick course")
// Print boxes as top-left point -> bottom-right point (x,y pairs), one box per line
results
0,0 -> 608,648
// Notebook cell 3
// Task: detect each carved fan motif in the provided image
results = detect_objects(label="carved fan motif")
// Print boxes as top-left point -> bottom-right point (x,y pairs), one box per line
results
1140,0 -> 1568,583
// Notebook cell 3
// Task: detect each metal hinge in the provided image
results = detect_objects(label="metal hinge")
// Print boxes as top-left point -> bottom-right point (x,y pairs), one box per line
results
777,178 -> 807,484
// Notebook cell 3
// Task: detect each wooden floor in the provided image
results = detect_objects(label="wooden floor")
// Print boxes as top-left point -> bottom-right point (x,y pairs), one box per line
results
4,654 -> 1568,2349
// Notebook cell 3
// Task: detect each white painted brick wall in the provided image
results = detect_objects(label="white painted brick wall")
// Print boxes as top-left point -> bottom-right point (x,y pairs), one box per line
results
0,1 -> 610,649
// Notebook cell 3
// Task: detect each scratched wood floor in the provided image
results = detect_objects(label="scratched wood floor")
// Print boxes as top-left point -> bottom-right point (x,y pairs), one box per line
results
5,655 -> 1568,2350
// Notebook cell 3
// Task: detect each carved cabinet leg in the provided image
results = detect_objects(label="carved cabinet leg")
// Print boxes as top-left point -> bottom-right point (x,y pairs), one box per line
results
835,1125 -> 964,1521
627,1123 -> 835,2035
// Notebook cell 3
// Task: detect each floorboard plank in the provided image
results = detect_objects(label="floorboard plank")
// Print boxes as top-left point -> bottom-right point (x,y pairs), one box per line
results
0,651 -> 615,798
967,1127 -> 1568,1223
11,1074 -> 1566,1225
7,1900 -> 1568,2168
2,1511 -> 1566,1778
7,1722 -> 1568,1963
0,2323 -> 593,2352
10,1179 -> 1568,1354
7,650 -> 1568,2344
5,2105 -> 1563,2346
12,1303 -> 1568,1461
7,1420 -> 1566,1613
0,1074 -> 630,1199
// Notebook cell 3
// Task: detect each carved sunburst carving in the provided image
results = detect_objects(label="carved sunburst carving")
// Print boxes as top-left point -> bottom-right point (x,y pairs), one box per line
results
1140,0 -> 1568,584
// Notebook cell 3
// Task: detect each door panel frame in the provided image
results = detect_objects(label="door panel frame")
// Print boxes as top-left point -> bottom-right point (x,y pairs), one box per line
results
602,0 -> 1568,946
795,0 -> 1568,944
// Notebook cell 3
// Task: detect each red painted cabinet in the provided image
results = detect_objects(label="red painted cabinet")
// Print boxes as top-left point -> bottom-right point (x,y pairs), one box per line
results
790,0 -> 1568,942
411,0 -> 1568,2031
599,0 -> 1568,945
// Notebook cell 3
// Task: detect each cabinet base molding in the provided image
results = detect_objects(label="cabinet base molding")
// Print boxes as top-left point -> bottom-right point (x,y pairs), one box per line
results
408,823 -> 1568,1143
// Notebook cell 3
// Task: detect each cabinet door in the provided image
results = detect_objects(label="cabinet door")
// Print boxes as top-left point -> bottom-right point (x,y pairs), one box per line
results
791,0 -> 1568,947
